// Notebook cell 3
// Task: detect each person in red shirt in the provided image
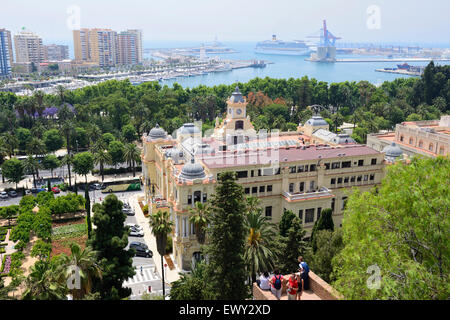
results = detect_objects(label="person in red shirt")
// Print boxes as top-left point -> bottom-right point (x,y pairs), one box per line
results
287,274 -> 299,300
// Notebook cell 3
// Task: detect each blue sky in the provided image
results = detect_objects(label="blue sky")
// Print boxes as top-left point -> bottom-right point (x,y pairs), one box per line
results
1,0 -> 449,44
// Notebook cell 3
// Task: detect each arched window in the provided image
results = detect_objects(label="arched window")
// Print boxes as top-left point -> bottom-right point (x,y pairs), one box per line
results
409,137 -> 413,145
429,143 -> 433,151
418,140 -> 423,148
235,120 -> 244,130
400,135 -> 404,142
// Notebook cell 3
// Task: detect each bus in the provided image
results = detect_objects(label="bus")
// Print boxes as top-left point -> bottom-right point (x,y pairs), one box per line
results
100,177 -> 142,193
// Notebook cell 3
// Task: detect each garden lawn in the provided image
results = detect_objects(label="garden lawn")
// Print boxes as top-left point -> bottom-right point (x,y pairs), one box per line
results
51,222 -> 88,257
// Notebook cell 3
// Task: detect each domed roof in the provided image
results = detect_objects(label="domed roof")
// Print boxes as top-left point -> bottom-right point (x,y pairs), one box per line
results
229,85 -> 245,103
331,134 -> 355,144
148,124 -> 167,139
180,158 -> 206,180
305,116 -> 328,127
178,123 -> 200,135
382,142 -> 403,158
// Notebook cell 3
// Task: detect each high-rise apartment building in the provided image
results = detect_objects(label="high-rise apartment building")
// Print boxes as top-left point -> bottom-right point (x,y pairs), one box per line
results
0,29 -> 13,78
43,44 -> 69,61
14,30 -> 44,64
73,28 -> 118,67
73,28 -> 142,67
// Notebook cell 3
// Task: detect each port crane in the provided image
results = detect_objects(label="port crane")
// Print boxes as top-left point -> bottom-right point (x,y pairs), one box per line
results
307,20 -> 341,47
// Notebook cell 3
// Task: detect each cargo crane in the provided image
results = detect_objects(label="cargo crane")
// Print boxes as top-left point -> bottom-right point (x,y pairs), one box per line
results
307,20 -> 341,47
307,20 -> 341,62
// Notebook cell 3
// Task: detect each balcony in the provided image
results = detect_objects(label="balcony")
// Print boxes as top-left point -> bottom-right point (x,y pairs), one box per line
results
282,187 -> 333,202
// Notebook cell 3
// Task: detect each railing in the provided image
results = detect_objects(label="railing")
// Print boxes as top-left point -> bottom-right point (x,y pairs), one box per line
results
282,187 -> 333,201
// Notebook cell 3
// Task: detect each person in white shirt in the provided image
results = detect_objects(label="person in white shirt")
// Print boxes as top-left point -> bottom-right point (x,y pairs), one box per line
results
258,271 -> 271,291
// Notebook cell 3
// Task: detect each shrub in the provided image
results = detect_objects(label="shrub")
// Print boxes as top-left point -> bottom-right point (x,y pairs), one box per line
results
166,235 -> 173,254
142,204 -> 149,215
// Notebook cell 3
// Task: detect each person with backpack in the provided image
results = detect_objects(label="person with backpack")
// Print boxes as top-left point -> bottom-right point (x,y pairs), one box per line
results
287,273 -> 299,300
270,268 -> 283,300
298,256 -> 310,290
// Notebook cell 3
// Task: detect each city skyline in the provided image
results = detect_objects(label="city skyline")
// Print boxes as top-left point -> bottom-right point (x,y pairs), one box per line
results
1,0 -> 449,44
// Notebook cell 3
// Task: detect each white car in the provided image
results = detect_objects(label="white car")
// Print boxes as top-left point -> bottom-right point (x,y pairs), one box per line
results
126,223 -> 143,232
0,191 -> 8,199
25,190 -> 32,195
129,228 -> 144,237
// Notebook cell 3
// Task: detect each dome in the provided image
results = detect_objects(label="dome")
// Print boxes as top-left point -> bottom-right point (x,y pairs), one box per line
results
229,85 -> 245,103
305,116 -> 328,127
178,123 -> 200,135
331,134 -> 355,144
382,142 -> 403,158
148,124 -> 167,139
180,158 -> 206,180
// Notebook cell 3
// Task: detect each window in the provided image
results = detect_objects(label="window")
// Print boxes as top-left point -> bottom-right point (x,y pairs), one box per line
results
418,141 -> 423,148
331,198 -> 335,211
400,135 -> 404,142
304,165 -> 309,172
429,143 -> 433,151
371,158 -> 377,165
297,165 -> 304,173
258,169 -> 262,176
325,163 -> 330,170
290,166 -> 296,173
187,195 -> 192,205
289,183 -> 294,193
337,177 -> 342,184
267,185 -> 273,192
194,191 -> 201,203
236,170 -> 248,179
369,174 -> 375,181
252,187 -> 258,194
358,159 -> 364,166
317,207 -> 322,220
275,168 -> 281,175
350,176 -> 356,182
342,161 -> 351,168
332,162 -> 340,169
305,209 -> 315,223
409,137 -> 413,145
309,181 -> 315,191
235,120 -> 244,130
202,193 -> 207,202
364,175 -> 368,181
298,209 -> 303,221
344,177 -> 349,183
299,182 -> 304,192
259,186 -> 265,193
251,170 -> 254,177
309,164 -> 317,172
357,175 -> 362,182
244,188 -> 250,194
331,178 -> 336,185
265,206 -> 272,219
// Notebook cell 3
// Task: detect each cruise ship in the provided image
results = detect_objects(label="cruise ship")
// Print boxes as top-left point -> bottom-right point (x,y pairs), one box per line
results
255,35 -> 312,56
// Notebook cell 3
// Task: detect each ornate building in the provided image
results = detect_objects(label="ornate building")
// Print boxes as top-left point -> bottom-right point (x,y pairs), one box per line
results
141,86 -> 386,270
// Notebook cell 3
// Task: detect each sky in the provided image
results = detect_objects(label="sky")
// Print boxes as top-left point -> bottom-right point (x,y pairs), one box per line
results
1,0 -> 450,45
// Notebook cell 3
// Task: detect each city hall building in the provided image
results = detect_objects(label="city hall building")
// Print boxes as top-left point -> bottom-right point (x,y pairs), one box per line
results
141,87 -> 386,270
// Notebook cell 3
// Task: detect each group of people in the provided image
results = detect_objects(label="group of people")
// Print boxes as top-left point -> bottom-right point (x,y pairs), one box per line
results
256,256 -> 310,300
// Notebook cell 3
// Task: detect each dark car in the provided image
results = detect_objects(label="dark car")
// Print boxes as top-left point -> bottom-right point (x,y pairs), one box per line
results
8,190 -> 18,197
122,208 -> 135,216
129,242 -> 152,258
31,187 -> 46,194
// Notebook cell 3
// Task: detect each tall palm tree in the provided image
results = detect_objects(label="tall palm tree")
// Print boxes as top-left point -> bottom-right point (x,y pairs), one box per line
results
59,243 -> 102,300
2,133 -> 18,158
149,210 -> 174,297
61,154 -> 73,187
22,155 -> 40,188
123,143 -> 140,177
33,90 -> 46,118
92,147 -> 111,182
26,137 -> 46,178
22,260 -> 67,300
188,201 -> 210,245
244,199 -> 277,284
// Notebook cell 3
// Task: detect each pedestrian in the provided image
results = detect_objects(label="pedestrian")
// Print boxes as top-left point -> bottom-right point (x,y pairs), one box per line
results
257,271 -> 271,291
287,273 -> 299,300
270,268 -> 283,300
140,265 -> 143,275
296,267 -> 304,300
298,256 -> 310,290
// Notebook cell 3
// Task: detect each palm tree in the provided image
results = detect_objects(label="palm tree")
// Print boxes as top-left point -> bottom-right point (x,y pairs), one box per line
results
188,201 -> 210,245
123,143 -> 140,177
244,198 -> 277,285
33,90 -> 46,118
22,155 -> 40,188
92,147 -> 111,182
26,138 -> 46,178
22,260 -> 67,300
61,154 -> 73,187
59,243 -> 102,300
149,210 -> 174,297
2,133 -> 18,158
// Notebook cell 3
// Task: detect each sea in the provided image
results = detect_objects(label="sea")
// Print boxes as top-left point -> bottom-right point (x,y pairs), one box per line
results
142,41 -> 450,88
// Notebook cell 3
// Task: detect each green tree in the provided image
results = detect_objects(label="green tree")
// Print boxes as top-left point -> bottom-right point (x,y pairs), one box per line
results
22,155 -> 40,188
149,209 -> 174,297
310,208 -> 334,252
122,124 -> 137,143
279,209 -> 296,237
123,143 -> 140,177
43,129 -> 64,153
1,158 -> 24,189
204,172 -> 249,300
278,216 -> 309,274
0,205 -> 19,226
333,156 -> 449,300
16,128 -> 31,153
188,201 -> 211,245
169,261 -> 213,300
309,229 -> 343,283
88,194 -> 134,299
107,140 -> 124,169
92,145 -> 111,182
22,260 -> 67,300
30,239 -> 52,260
42,154 -> 61,178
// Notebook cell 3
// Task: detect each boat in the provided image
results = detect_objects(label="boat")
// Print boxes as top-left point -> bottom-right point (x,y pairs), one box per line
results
255,35 -> 312,56
397,63 -> 410,70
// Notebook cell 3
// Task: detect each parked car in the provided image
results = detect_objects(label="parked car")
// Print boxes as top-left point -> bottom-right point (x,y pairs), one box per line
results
51,186 -> 60,194
31,187 -> 46,194
129,228 -> 144,237
126,223 -> 143,232
122,208 -> 135,216
8,190 -> 18,197
25,189 -> 32,196
0,191 -> 8,199
93,183 -> 102,190
129,242 -> 152,257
